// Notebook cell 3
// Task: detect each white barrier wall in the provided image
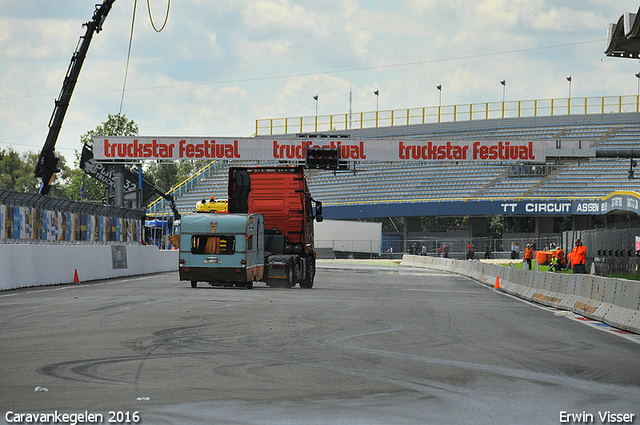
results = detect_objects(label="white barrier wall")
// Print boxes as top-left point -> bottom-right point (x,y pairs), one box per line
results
401,254 -> 640,334
0,244 -> 178,290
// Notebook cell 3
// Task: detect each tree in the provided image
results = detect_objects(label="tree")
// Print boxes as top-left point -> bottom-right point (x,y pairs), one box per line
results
73,113 -> 140,202
80,113 -> 139,149
144,160 -> 210,193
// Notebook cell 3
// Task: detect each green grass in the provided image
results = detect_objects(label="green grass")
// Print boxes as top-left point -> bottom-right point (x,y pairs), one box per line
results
496,261 -> 572,273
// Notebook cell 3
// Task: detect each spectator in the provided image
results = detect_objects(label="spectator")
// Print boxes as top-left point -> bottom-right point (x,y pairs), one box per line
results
484,243 -> 491,259
466,243 -> 474,260
548,255 -> 559,272
530,239 -> 537,255
570,239 -> 587,274
524,244 -> 534,270
556,247 -> 566,270
443,243 -> 450,258
548,247 -> 566,272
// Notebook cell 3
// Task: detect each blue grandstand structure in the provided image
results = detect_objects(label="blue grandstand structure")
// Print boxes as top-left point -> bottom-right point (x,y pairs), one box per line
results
147,104 -> 640,257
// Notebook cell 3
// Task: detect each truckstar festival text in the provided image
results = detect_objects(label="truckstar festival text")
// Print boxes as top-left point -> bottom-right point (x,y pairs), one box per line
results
94,137 -> 544,163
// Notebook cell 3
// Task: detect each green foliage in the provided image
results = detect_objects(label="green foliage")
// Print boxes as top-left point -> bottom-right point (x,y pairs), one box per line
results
1,149 -> 41,193
80,113 -> 139,149
72,113 -> 141,202
489,216 -> 503,236
2,114 -> 141,200
144,160 -> 210,193
61,169 -> 104,202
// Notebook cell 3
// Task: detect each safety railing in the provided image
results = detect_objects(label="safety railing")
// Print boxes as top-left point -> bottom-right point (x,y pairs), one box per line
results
146,160 -> 223,217
0,188 -> 144,244
255,94 -> 640,136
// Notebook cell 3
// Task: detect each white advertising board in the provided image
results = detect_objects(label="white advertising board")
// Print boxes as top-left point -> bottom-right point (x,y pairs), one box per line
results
93,137 -> 546,163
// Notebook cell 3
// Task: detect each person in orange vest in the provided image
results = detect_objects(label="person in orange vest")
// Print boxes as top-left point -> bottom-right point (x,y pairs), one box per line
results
548,247 -> 566,272
570,239 -> 587,274
524,244 -> 534,270
556,247 -> 566,270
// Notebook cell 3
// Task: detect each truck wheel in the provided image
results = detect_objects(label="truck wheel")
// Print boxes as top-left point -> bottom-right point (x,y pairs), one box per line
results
300,257 -> 315,289
191,281 -> 198,288
285,261 -> 295,288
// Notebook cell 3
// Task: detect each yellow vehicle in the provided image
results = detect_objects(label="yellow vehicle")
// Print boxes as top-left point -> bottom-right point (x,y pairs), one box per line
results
195,197 -> 228,213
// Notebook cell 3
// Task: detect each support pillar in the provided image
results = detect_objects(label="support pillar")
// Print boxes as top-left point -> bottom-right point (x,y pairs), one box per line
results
114,164 -> 125,207
404,216 -> 422,253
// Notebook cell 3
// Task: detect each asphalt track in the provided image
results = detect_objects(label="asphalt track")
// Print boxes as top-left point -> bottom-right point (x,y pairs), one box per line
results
1,260 -> 639,425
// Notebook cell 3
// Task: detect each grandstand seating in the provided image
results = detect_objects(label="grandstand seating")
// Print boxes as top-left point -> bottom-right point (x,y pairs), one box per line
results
160,112 -> 640,217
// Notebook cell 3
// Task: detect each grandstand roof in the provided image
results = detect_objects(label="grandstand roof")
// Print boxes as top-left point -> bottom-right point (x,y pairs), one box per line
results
605,7 -> 640,58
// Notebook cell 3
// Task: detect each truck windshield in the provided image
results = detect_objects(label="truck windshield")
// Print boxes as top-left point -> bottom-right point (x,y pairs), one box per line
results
191,235 -> 235,255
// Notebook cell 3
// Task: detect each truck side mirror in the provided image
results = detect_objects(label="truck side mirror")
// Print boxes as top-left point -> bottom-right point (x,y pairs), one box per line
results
315,200 -> 323,222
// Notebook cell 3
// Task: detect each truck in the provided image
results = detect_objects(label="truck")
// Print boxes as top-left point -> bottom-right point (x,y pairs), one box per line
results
178,166 -> 323,289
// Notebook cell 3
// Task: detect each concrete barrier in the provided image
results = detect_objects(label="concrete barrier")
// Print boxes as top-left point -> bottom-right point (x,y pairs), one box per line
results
400,254 -> 640,334
0,243 -> 178,290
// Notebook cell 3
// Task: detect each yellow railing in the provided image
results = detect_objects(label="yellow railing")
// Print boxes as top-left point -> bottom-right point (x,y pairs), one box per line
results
146,160 -> 222,216
255,94 -> 640,136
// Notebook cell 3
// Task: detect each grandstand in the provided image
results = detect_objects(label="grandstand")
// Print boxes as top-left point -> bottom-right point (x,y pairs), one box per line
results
160,111 -> 640,218
138,101 -> 640,258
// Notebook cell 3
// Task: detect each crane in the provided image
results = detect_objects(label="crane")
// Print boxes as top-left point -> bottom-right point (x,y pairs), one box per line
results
35,0 -> 116,195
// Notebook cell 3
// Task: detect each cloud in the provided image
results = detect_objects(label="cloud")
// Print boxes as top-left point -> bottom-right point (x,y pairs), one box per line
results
2,0 -> 640,162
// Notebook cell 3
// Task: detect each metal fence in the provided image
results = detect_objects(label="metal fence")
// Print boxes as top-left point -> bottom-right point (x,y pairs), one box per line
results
256,94 -> 640,135
381,234 -> 563,260
0,188 -> 144,244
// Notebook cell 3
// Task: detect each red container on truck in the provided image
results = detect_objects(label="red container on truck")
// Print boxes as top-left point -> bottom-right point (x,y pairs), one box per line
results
228,166 -> 322,288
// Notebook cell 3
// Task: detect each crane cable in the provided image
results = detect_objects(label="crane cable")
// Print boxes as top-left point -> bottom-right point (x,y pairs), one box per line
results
147,0 -> 171,33
118,0 -> 170,118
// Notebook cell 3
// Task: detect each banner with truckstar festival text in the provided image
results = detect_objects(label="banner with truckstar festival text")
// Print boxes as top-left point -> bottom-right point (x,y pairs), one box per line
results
93,137 -> 546,163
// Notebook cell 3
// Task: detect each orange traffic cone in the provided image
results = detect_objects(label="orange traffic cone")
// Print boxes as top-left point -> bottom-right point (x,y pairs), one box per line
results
493,276 -> 500,290
73,269 -> 80,284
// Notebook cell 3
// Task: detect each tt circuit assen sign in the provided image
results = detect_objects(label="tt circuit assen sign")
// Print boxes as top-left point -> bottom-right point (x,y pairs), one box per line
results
93,137 -> 545,163
326,193 -> 640,220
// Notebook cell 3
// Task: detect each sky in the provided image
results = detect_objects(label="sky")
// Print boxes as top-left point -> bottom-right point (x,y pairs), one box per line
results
1,0 -> 640,164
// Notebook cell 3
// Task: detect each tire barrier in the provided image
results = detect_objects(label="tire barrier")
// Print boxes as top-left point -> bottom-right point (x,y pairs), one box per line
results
401,254 -> 640,334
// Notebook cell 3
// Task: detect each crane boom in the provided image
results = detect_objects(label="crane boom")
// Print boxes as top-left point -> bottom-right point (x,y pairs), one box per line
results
35,0 -> 116,195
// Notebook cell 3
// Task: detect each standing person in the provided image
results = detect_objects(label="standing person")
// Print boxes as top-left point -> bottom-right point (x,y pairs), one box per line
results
549,247 -> 566,272
570,239 -> 587,274
466,243 -> 474,260
556,247 -> 566,270
511,242 -> 516,259
514,243 -> 520,259
484,243 -> 491,259
530,239 -> 537,254
524,244 -> 534,270
443,243 -> 450,258
421,244 -> 427,256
